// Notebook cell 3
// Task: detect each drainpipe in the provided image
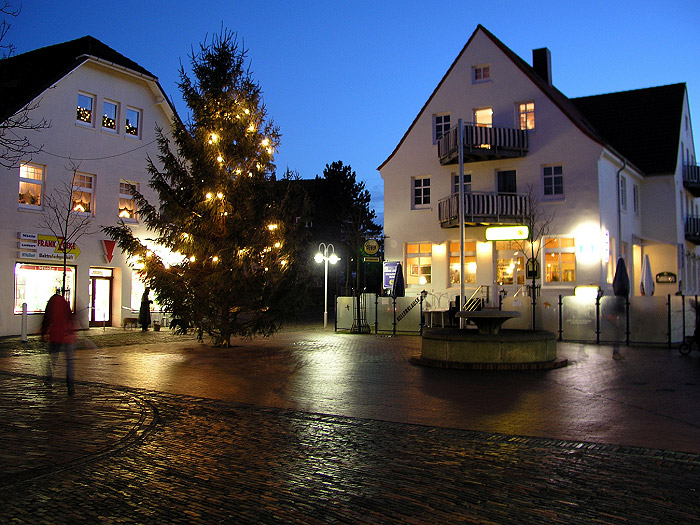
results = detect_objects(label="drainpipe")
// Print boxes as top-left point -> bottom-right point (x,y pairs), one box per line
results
616,158 -> 627,260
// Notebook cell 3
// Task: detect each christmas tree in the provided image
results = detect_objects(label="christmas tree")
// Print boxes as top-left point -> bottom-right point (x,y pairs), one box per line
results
104,29 -> 309,346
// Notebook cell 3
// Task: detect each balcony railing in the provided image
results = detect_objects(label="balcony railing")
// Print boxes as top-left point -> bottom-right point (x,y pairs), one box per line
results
437,123 -> 529,165
686,215 -> 700,244
438,191 -> 530,228
684,164 -> 700,198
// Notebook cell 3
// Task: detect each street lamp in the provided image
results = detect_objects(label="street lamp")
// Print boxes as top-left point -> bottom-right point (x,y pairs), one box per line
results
314,243 -> 340,328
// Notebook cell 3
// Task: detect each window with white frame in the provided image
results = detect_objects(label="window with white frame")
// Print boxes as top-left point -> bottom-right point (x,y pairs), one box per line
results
449,241 -> 477,285
19,162 -> 44,208
433,113 -> 451,143
620,175 -> 628,211
71,172 -> 95,214
518,102 -> 535,130
412,176 -> 430,208
452,173 -> 471,195
119,180 -> 138,221
543,237 -> 576,283
125,106 -> 141,138
542,165 -> 563,198
472,65 -> 490,84
633,184 -> 640,216
76,92 -> 95,125
406,243 -> 432,285
102,100 -> 118,131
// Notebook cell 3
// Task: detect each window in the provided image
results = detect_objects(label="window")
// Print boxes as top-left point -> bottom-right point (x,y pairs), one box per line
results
125,107 -> 141,137
119,180 -> 138,220
19,163 -> 44,208
633,184 -> 640,216
406,243 -> 432,285
449,241 -> 477,285
434,114 -> 451,143
518,102 -> 535,130
473,65 -> 490,84
544,237 -> 576,283
620,175 -> 627,211
452,173 -> 471,195
412,176 -> 430,207
72,172 -> 95,214
543,166 -> 563,197
497,170 -> 517,194
474,107 -> 492,127
14,262 -> 75,313
77,93 -> 95,125
102,100 -> 118,131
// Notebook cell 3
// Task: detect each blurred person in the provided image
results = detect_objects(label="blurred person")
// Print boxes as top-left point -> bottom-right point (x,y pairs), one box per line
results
41,290 -> 76,395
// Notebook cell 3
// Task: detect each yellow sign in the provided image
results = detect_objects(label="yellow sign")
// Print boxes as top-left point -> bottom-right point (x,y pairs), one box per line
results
363,239 -> 379,256
484,225 -> 529,241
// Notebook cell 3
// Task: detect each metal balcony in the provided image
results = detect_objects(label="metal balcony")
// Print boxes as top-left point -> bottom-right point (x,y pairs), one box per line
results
438,191 -> 530,228
437,123 -> 529,165
686,215 -> 700,244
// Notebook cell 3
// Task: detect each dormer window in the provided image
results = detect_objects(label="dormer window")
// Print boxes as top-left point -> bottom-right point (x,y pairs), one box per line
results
472,65 -> 490,84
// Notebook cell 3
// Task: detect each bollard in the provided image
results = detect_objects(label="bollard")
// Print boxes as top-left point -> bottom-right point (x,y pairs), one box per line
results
21,302 -> 28,342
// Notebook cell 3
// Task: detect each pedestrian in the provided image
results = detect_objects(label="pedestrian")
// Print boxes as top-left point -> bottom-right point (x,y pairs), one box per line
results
139,287 -> 152,331
40,289 -> 76,395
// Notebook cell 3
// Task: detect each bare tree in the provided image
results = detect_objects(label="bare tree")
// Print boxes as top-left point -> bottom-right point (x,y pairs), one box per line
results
38,162 -> 95,296
0,1 -> 50,168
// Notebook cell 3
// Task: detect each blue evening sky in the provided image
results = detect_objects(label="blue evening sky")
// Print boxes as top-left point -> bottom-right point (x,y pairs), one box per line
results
8,1 -> 700,224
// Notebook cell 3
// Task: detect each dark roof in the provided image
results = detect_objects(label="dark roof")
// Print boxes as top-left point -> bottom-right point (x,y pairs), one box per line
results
0,36 -> 160,123
378,25 -> 685,176
572,84 -> 686,175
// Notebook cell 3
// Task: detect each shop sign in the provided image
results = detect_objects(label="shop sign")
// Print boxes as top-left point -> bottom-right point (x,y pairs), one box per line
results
383,261 -> 400,289
655,272 -> 677,284
363,239 -> 380,256
485,225 -> 529,241
17,232 -> 81,261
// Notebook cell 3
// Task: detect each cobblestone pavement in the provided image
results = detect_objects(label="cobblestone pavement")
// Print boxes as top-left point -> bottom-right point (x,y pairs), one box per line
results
1,327 -> 700,522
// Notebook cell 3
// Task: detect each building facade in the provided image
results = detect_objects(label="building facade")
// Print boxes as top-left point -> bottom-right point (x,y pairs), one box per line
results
0,36 -> 175,335
379,25 -> 697,314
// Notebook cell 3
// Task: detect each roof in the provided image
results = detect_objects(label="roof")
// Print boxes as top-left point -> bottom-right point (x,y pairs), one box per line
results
378,25 -> 685,176
572,84 -> 686,175
0,36 -> 170,123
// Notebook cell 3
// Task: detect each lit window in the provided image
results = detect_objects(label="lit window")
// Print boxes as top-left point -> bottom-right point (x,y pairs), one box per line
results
449,241 -> 477,285
473,65 -> 490,83
14,262 -> 75,313
434,114 -> 451,143
102,100 -> 118,131
125,107 -> 141,137
19,163 -> 44,208
518,102 -> 535,130
543,166 -> 563,197
72,172 -> 95,214
406,243 -> 432,285
452,173 -> 471,195
77,93 -> 95,125
412,177 -> 430,208
119,181 -> 138,220
544,237 -> 576,283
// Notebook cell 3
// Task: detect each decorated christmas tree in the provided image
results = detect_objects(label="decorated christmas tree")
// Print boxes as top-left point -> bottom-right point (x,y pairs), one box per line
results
104,30 -> 309,345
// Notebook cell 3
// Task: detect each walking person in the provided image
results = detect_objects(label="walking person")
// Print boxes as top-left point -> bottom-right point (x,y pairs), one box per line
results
139,287 -> 152,331
41,290 -> 76,395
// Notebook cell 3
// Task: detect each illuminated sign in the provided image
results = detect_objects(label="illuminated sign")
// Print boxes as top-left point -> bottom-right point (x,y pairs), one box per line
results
485,225 -> 529,241
17,232 -> 81,260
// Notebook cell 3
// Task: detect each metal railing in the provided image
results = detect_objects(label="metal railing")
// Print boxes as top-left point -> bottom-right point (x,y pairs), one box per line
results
438,191 -> 530,227
438,123 -> 528,164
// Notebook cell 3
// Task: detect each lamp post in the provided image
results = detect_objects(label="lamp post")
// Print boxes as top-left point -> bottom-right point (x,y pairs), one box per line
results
314,243 -> 339,328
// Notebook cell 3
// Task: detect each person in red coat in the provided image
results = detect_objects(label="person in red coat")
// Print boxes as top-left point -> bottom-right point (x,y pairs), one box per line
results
41,291 -> 76,395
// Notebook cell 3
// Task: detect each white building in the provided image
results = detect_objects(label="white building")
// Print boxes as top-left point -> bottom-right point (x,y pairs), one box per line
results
379,25 -> 697,313
0,36 -> 175,335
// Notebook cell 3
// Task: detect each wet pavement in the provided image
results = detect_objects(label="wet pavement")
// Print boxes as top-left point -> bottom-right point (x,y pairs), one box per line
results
1,327 -> 700,522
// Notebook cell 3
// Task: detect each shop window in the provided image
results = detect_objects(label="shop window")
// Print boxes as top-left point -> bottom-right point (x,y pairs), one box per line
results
72,172 -> 95,214
102,100 -> 118,131
406,243 -> 432,285
544,237 -> 576,283
14,262 -> 75,313
119,180 -> 138,221
77,92 -> 95,125
125,107 -> 141,138
449,241 -> 477,284
19,162 -> 44,208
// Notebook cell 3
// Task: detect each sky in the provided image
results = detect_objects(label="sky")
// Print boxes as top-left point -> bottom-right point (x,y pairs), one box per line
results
7,1 -> 700,225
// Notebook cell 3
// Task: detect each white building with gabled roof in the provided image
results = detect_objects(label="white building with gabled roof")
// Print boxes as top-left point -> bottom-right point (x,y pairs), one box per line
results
379,25 -> 697,314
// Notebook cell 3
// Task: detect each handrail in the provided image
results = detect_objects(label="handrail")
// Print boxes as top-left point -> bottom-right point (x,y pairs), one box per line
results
513,286 -> 525,298
464,286 -> 483,311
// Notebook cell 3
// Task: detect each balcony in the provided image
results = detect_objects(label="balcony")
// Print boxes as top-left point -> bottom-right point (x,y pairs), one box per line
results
438,191 -> 530,228
686,215 -> 700,244
437,123 -> 529,165
683,164 -> 700,197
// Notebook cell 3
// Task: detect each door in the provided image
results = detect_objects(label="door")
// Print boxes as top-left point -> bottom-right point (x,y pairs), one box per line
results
497,170 -> 517,194
89,276 -> 112,326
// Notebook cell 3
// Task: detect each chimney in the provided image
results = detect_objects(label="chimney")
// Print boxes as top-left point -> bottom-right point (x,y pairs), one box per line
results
532,47 -> 552,85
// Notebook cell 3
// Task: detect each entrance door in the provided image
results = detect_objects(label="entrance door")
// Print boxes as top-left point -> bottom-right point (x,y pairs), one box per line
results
496,247 -> 526,298
89,276 -> 112,326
